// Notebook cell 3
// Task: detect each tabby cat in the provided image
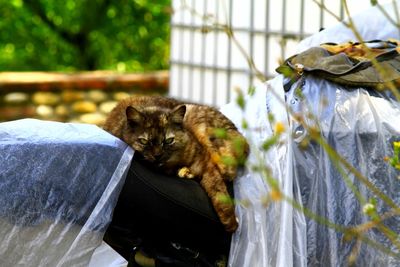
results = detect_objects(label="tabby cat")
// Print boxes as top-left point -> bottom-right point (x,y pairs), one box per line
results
103,95 -> 249,232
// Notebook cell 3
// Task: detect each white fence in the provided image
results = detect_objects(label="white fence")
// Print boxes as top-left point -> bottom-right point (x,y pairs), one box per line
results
169,0 -> 393,106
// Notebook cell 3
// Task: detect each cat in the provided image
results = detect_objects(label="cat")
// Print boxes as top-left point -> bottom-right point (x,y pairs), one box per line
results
103,95 -> 249,232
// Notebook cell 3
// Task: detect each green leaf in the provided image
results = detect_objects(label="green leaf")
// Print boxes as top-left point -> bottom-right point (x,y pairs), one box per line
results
213,128 -> 227,139
221,155 -> 237,166
236,93 -> 245,110
267,113 -> 275,123
261,135 -> 278,151
276,65 -> 296,79
217,193 -> 234,205
241,118 -> 248,130
248,86 -> 256,96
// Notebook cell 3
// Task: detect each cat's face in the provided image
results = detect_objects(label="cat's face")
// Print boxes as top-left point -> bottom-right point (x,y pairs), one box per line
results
122,104 -> 189,167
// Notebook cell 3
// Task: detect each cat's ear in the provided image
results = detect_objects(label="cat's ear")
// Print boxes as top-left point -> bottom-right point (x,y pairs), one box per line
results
126,106 -> 143,127
170,105 -> 186,124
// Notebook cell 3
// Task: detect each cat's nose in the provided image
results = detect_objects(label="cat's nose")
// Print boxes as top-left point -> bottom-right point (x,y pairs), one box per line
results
154,154 -> 162,161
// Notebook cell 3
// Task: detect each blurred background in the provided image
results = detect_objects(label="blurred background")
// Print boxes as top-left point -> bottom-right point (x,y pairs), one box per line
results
0,0 -> 392,124
1,0 -> 170,71
0,0 -> 170,124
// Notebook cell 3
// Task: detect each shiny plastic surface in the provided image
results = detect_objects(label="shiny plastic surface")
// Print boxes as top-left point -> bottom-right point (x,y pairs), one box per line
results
0,119 -> 133,267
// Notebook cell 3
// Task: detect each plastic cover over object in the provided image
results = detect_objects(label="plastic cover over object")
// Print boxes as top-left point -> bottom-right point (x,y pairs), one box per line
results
288,76 -> 400,266
218,2 -> 400,266
222,74 -> 400,267
0,119 -> 133,267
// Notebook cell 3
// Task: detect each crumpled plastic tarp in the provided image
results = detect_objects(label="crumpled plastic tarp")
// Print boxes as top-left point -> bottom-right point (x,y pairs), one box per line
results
221,2 -> 400,267
0,119 -> 133,267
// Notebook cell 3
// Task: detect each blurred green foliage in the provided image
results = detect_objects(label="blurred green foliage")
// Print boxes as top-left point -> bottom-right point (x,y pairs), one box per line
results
0,0 -> 171,71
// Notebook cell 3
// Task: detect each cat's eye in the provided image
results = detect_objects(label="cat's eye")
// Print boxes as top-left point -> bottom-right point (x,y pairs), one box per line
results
138,138 -> 148,145
164,137 -> 174,145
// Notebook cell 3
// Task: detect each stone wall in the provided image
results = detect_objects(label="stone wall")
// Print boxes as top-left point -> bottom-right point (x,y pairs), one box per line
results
0,71 -> 169,126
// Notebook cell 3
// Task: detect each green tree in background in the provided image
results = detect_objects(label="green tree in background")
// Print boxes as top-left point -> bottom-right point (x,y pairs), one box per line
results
0,0 -> 171,71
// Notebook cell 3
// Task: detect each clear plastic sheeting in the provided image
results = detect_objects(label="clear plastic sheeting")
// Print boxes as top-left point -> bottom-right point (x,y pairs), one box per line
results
221,75 -> 308,267
222,73 -> 400,267
289,76 -> 400,266
0,119 -> 133,267
220,2 -> 400,266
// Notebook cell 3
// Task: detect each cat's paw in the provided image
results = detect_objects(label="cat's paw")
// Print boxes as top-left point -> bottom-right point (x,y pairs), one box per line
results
177,167 -> 195,179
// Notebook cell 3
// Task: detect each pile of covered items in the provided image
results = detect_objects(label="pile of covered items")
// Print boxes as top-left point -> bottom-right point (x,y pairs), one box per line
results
224,3 -> 400,267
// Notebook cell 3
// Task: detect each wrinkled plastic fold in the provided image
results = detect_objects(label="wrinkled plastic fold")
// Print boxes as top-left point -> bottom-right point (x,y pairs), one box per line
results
0,119 -> 133,267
